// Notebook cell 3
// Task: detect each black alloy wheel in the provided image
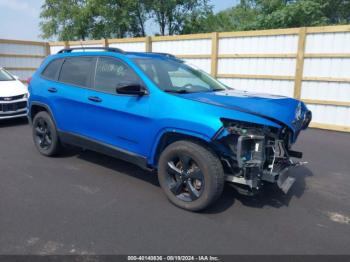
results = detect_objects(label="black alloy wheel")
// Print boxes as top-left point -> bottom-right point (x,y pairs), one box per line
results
34,118 -> 53,150
32,111 -> 61,156
166,154 -> 205,202
158,140 -> 225,211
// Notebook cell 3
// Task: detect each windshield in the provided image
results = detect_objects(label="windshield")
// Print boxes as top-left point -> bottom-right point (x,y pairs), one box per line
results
133,58 -> 228,93
0,69 -> 15,81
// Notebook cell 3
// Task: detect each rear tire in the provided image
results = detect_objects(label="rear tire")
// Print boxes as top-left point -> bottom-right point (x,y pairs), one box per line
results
32,111 -> 61,156
158,140 -> 224,211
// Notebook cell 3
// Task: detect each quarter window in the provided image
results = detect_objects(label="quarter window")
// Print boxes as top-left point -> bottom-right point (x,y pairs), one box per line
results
41,59 -> 63,80
94,57 -> 141,94
59,57 -> 94,87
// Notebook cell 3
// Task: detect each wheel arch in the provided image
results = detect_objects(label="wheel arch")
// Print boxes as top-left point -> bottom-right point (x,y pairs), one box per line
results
29,102 -> 56,125
150,129 -> 220,168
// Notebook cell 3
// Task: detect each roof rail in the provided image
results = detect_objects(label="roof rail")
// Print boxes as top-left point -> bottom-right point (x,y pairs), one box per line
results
58,47 -> 124,54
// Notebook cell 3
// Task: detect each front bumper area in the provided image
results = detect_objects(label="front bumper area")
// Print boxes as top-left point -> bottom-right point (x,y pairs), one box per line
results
225,158 -> 306,195
220,130 -> 306,195
262,160 -> 306,193
0,97 -> 28,120
225,161 -> 305,194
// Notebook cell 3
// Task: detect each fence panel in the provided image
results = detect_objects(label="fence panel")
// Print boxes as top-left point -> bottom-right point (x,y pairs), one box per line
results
152,36 -> 212,73
302,27 -> 350,131
2,25 -> 349,132
108,42 -> 145,52
218,78 -> 295,98
50,44 -> 64,54
216,30 -> 299,98
0,39 -> 48,80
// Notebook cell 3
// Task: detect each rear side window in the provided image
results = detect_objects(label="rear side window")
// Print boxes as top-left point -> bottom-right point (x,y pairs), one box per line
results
59,57 -> 94,87
41,59 -> 63,80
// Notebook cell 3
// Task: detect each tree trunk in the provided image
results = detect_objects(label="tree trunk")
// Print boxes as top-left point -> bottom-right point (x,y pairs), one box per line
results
136,7 -> 146,37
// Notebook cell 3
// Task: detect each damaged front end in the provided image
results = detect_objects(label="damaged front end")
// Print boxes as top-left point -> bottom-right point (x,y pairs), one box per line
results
213,119 -> 308,195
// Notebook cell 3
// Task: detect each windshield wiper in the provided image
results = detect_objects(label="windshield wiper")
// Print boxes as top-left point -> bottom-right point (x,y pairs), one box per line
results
164,89 -> 190,94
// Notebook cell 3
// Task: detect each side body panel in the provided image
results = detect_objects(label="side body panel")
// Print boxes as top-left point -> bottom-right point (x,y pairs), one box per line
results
29,52 -> 283,169
81,88 -> 152,156
29,72 -> 92,135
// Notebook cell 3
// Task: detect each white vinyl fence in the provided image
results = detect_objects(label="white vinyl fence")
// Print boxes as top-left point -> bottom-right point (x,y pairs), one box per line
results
1,25 -> 350,132
0,39 -> 49,80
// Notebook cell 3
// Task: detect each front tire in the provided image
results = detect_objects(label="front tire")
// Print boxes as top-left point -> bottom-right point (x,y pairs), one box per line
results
158,140 -> 224,211
32,111 -> 61,156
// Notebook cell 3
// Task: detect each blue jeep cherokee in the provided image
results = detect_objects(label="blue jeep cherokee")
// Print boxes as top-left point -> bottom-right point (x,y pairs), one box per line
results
28,47 -> 312,211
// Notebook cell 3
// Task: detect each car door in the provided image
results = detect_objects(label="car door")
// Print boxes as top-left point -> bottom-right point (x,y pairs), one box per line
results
46,56 -> 95,135
81,56 -> 152,156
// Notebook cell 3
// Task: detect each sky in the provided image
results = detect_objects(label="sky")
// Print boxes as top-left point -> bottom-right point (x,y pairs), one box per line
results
0,0 -> 238,41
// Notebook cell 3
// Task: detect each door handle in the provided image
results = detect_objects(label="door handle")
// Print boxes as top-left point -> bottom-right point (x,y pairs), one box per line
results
48,87 -> 57,93
88,96 -> 102,103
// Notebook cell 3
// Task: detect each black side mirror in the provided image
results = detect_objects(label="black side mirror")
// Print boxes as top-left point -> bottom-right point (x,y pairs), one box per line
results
116,83 -> 147,96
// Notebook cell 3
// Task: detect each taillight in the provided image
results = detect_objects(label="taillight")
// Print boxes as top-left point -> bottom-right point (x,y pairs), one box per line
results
26,77 -> 32,85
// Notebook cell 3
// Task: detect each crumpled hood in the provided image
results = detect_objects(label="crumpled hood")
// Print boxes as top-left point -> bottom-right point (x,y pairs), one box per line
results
180,89 -> 307,132
0,80 -> 27,97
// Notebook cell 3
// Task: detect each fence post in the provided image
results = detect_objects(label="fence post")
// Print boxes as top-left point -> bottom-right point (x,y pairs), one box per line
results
103,38 -> 109,47
145,36 -> 152,52
211,32 -> 219,77
45,42 -> 51,56
293,27 -> 307,99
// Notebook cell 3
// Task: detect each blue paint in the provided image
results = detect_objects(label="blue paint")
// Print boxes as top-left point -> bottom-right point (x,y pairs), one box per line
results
28,51 -> 311,167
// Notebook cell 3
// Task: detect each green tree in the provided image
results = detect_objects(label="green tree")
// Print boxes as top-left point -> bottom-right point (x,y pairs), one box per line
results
317,0 -> 350,24
147,0 -> 212,35
40,0 -> 93,41
251,0 -> 329,29
197,0 -> 350,33
88,0 -> 130,39
40,0 -> 350,41
88,0 -> 149,39
181,0 -> 257,33
40,0 -> 148,40
129,1 -> 149,37
181,8 -> 214,34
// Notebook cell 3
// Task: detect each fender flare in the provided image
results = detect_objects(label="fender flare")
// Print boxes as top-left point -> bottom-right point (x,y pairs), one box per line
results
149,127 -> 214,166
29,101 -> 56,126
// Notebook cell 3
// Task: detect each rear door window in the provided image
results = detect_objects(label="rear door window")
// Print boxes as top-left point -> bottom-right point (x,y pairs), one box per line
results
59,57 -> 94,88
41,59 -> 63,81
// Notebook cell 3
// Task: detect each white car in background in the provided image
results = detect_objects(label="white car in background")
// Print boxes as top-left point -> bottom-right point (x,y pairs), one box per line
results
0,68 -> 28,120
